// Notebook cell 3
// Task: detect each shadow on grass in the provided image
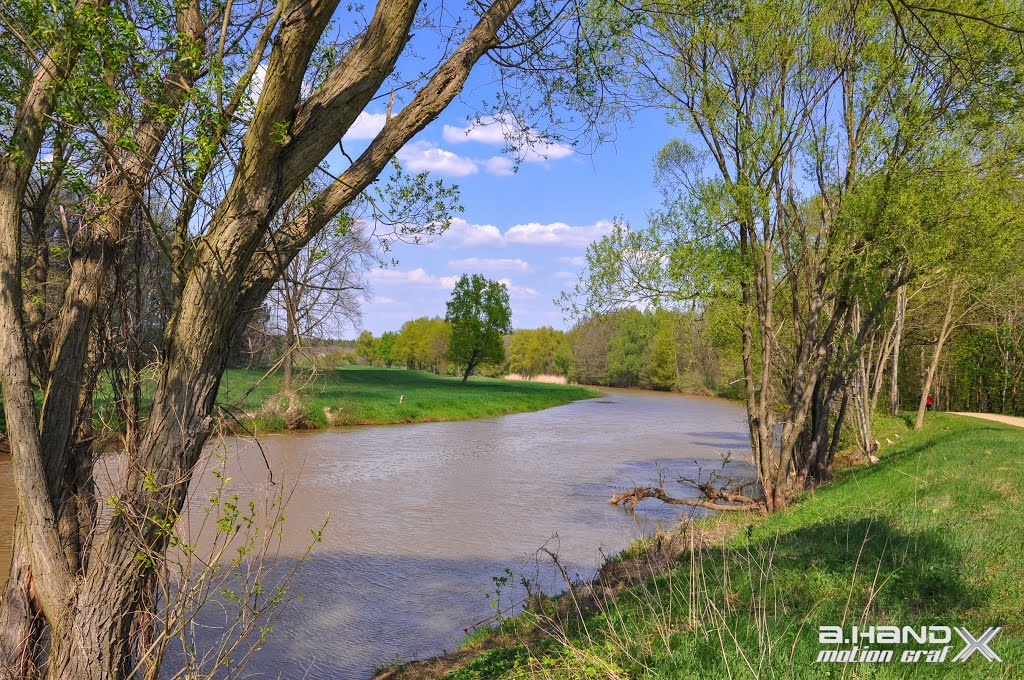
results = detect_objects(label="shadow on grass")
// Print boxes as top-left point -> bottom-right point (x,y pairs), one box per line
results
527,516 -> 1003,680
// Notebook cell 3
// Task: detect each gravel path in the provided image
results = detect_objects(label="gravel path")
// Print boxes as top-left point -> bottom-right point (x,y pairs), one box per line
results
950,412 -> 1024,429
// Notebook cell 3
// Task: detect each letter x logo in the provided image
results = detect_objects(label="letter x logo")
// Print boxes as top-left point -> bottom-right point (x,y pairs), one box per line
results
952,627 -> 1002,662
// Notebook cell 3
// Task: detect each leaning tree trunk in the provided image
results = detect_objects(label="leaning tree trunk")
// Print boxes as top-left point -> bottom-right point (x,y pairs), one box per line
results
283,324 -> 295,393
890,284 -> 905,416
0,0 -> 523,673
0,521 -> 44,678
461,348 -> 480,384
915,283 -> 958,429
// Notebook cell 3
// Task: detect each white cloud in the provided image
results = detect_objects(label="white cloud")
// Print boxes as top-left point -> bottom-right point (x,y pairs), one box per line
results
345,112 -> 387,141
438,218 -> 505,249
442,116 -> 509,145
483,156 -> 515,176
390,143 -> 516,177
505,220 -> 614,247
497,278 -> 539,299
372,295 -> 400,305
520,140 -> 574,162
240,63 -> 268,117
558,255 -> 587,267
369,267 -> 459,289
448,257 -> 531,273
436,218 -> 612,250
369,268 -> 433,285
443,114 -> 573,164
397,142 -> 478,177
553,271 -> 577,280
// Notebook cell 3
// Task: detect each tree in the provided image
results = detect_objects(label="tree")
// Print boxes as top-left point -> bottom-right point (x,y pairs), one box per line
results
642,312 -> 678,391
376,331 -> 398,367
270,212 -> 371,391
911,214 -> 1022,429
507,327 -> 563,377
355,330 -> 378,365
394,316 -> 451,372
445,274 -> 512,384
0,0 -> 537,673
605,308 -> 653,387
564,0 -> 1020,512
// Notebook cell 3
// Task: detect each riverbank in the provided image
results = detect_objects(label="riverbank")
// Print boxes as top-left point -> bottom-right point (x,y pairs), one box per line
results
379,413 -> 1024,678
217,366 -> 600,432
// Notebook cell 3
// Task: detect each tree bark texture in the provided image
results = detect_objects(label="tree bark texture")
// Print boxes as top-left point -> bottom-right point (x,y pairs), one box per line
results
0,0 -> 523,675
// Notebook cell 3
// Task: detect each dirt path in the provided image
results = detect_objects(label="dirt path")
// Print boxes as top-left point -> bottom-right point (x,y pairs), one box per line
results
950,412 -> 1024,429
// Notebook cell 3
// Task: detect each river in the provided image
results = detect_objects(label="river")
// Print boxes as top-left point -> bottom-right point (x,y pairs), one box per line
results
0,388 -> 747,678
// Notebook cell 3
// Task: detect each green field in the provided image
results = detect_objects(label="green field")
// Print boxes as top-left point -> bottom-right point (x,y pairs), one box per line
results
392,414 -> 1024,679
216,366 -> 599,432
0,366 -> 598,440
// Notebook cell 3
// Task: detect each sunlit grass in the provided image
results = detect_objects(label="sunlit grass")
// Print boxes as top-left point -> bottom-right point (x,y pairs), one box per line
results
1,366 -> 598,439
217,365 -> 600,432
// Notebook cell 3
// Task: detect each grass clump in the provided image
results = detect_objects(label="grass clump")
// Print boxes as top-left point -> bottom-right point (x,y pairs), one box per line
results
394,414 -> 1024,679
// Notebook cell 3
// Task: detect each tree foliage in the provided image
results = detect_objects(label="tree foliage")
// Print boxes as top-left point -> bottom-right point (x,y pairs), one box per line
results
561,0 -> 1024,511
393,316 -> 452,373
445,274 -> 512,383
0,0 -> 549,672
507,326 -> 563,377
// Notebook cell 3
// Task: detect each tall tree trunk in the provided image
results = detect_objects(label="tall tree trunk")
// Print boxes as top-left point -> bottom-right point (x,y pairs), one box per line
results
283,323 -> 295,393
890,284 -> 905,415
0,522 -> 44,678
915,283 -> 958,429
0,5 -> 99,664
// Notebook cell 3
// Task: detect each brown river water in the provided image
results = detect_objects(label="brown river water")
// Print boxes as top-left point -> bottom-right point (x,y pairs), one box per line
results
0,388 -> 747,679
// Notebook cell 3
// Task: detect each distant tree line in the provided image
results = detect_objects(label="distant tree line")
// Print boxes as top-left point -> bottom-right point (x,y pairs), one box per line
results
353,306 -> 745,396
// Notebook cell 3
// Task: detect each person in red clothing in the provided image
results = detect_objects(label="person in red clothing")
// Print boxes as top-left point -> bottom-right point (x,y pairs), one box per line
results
926,395 -> 934,412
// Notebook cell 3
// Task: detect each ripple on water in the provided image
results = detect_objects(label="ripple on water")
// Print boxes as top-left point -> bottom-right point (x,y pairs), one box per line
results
0,388 -> 747,680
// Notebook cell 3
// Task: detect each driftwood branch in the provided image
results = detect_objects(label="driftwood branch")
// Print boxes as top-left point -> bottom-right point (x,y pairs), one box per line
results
610,485 -> 762,513
610,457 -> 764,515
611,454 -> 764,514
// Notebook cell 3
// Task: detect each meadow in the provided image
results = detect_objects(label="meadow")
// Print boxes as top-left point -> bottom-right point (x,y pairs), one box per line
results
216,365 -> 600,432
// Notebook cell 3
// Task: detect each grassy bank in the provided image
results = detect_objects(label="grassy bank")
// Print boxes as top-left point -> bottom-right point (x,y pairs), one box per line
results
386,413 -> 1024,679
217,366 -> 600,432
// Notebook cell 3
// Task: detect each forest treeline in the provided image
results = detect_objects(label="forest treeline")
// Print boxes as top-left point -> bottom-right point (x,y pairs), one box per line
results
352,296 -> 1024,414
353,309 -> 742,394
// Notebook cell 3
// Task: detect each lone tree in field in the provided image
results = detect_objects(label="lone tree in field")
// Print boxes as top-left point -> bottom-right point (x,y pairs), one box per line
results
445,274 -> 512,383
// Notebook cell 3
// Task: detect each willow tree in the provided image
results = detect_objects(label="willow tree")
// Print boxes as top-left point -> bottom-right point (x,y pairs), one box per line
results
0,0 -> 561,673
563,0 -> 1021,511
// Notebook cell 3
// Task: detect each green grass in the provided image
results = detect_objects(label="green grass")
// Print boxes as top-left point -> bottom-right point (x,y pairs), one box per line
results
429,413 -> 1024,679
0,366 -> 598,439
216,365 -> 600,432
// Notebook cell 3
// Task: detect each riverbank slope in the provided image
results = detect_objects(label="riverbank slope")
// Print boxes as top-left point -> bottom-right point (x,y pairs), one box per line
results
217,366 -> 600,432
381,413 -> 1024,678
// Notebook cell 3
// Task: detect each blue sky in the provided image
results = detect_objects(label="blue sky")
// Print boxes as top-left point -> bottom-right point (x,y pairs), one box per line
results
332,72 -> 676,337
